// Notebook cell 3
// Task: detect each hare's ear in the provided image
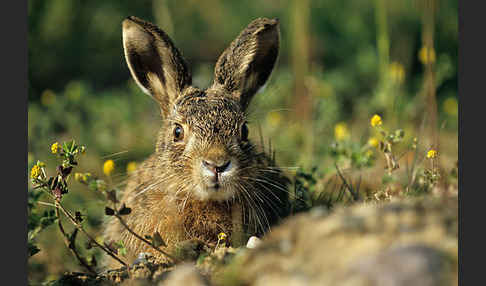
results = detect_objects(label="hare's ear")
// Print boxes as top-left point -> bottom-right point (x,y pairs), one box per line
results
213,18 -> 280,110
122,16 -> 191,116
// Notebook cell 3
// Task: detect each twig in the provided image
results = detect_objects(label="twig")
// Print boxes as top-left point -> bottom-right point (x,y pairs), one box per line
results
336,183 -> 347,203
406,103 -> 428,190
55,206 -> 96,274
114,214 -> 179,264
334,163 -> 360,201
55,200 -> 128,267
356,175 -> 362,195
37,201 -> 57,208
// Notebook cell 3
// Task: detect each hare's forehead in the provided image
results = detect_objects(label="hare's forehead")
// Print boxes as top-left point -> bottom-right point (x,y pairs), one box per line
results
172,94 -> 245,131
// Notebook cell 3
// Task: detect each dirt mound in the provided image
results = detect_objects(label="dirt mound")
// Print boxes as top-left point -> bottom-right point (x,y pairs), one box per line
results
51,195 -> 458,286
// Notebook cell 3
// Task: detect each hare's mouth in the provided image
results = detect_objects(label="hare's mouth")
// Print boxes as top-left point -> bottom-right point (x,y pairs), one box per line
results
195,177 -> 238,201
191,159 -> 236,199
206,182 -> 221,190
194,182 -> 237,201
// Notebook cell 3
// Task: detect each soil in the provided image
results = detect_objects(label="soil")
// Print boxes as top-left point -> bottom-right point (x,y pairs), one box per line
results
49,194 -> 458,286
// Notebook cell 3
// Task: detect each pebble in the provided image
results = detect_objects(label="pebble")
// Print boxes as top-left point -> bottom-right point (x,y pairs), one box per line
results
246,236 -> 262,249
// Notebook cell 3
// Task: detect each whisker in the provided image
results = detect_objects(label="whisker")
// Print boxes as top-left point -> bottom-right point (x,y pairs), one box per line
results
101,150 -> 130,159
238,182 -> 271,233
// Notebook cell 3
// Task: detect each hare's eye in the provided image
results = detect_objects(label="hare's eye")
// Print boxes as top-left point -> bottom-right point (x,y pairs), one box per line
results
241,123 -> 249,141
173,124 -> 184,141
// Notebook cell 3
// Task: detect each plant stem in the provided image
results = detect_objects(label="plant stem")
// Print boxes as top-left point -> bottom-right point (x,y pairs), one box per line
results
335,163 -> 360,201
54,206 -> 96,274
114,214 -> 179,264
421,0 -> 438,149
55,200 -> 128,267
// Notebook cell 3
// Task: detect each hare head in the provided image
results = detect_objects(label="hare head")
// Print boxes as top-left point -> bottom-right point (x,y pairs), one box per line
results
122,16 -> 282,203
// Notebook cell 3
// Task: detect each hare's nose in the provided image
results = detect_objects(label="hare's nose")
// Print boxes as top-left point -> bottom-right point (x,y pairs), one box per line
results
202,159 -> 232,175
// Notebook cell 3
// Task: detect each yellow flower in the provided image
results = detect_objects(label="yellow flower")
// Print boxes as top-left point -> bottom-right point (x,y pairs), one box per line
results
418,46 -> 436,65
389,62 -> 405,84
368,137 -> 379,148
40,89 -> 56,106
370,114 -> 382,127
334,122 -> 350,140
426,149 -> 438,159
443,97 -> 458,117
218,232 -> 227,241
103,160 -> 115,176
267,112 -> 282,128
51,142 -> 60,154
30,165 -> 41,179
74,172 -> 91,183
126,161 -> 137,173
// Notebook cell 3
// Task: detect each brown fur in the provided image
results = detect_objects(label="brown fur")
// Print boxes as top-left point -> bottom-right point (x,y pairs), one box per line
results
103,16 -> 289,268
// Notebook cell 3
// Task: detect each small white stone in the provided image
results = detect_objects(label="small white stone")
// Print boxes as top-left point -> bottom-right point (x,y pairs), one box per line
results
132,252 -> 153,265
246,236 -> 262,249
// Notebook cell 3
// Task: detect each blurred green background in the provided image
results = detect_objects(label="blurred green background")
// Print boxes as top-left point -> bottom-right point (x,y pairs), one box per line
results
28,0 -> 457,283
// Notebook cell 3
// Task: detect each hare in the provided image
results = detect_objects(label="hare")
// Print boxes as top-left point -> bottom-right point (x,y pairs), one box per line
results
103,16 -> 290,268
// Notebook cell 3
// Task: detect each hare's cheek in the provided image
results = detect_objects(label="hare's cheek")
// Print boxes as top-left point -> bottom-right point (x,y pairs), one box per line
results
166,143 -> 188,167
182,135 -> 198,155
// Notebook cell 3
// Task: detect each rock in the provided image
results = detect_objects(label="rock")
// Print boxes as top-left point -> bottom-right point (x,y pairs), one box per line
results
342,244 -> 451,286
198,246 -> 239,277
161,264 -> 208,286
246,236 -> 262,249
216,195 -> 458,286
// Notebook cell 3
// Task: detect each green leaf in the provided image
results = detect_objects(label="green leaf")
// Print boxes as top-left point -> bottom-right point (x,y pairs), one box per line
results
67,139 -> 76,152
28,241 -> 40,257
39,210 -> 57,228
152,231 -> 166,248
88,180 -> 98,191
116,240 -> 127,256
75,211 -> 84,223
196,253 -> 209,266
105,207 -> 115,216
62,141 -> 69,153
118,204 -> 132,215
119,248 -> 127,256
